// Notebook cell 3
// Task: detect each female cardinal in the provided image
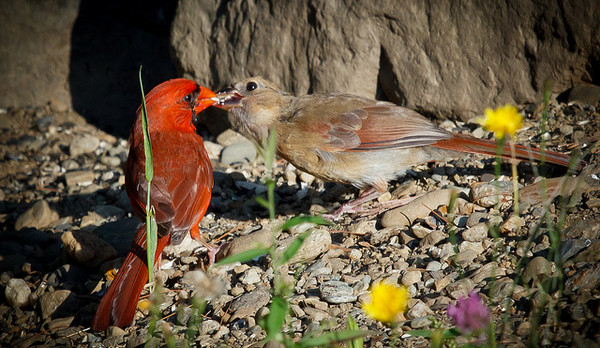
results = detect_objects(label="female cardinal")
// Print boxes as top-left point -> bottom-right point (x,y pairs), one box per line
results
214,77 -> 582,218
91,79 -> 216,330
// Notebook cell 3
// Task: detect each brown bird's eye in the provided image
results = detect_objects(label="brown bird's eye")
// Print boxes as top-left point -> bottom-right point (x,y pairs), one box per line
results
184,94 -> 193,103
246,81 -> 258,91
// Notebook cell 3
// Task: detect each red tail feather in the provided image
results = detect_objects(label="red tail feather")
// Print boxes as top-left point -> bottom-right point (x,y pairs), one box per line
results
433,133 -> 583,170
91,225 -> 170,331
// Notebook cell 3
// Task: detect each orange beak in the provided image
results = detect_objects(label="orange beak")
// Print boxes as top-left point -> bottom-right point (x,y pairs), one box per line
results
194,86 -> 218,114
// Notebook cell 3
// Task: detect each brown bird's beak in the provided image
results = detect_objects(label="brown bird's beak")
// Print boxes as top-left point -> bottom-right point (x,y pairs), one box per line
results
194,86 -> 218,114
213,87 -> 244,111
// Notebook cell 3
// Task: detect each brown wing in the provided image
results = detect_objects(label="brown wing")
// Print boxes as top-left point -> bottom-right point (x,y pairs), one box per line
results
290,94 -> 451,152
126,130 -> 213,244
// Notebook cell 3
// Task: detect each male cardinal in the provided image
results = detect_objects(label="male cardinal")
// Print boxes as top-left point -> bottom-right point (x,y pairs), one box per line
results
214,77 -> 582,218
91,79 -> 216,330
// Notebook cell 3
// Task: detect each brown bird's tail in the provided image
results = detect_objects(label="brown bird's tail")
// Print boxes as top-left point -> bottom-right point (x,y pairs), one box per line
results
433,133 -> 584,170
91,225 -> 170,331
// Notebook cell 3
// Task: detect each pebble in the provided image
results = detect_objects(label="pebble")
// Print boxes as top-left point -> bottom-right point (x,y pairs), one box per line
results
60,230 -> 118,268
216,129 -> 247,146
203,140 -> 223,160
462,222 -> 489,242
381,189 -> 460,228
319,281 -> 357,304
499,215 -> 525,234
229,286 -> 270,321
420,230 -> 446,247
5,278 -> 31,307
406,300 -> 434,319
522,256 -> 551,284
445,278 -> 474,299
220,140 -> 257,165
401,271 -> 422,287
15,200 -> 59,230
69,135 -> 100,157
469,181 -> 513,207
39,290 -> 77,319
453,249 -> 478,266
239,268 -> 261,285
470,262 -> 505,284
411,225 -> 433,239
64,170 -> 95,187
426,261 -> 442,272
275,228 -> 331,264
370,227 -> 401,245
410,316 -> 432,329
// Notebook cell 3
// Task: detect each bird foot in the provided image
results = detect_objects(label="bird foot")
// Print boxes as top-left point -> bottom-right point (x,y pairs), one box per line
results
323,194 -> 421,220
199,240 -> 224,267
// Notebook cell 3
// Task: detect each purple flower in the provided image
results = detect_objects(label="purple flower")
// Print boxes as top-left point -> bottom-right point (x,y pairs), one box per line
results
447,290 -> 491,333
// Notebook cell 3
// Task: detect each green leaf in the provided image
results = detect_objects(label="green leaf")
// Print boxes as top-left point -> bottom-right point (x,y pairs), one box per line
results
139,67 -> 153,182
347,315 -> 363,348
405,328 -> 461,339
146,210 -> 158,282
264,297 -> 288,340
255,196 -> 270,210
138,66 -> 157,283
274,230 -> 311,267
214,247 -> 270,266
296,329 -> 372,347
280,215 -> 332,232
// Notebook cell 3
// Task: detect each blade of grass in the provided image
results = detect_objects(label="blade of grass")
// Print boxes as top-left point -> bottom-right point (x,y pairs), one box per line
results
347,315 -> 363,348
214,247 -> 271,266
138,66 -> 158,282
280,215 -> 332,232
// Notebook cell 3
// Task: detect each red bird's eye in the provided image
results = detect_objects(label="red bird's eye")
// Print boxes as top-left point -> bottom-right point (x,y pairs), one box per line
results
184,94 -> 193,103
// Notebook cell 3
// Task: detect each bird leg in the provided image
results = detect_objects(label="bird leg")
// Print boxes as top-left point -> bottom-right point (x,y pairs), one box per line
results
323,181 -> 421,220
190,225 -> 222,266
323,186 -> 385,220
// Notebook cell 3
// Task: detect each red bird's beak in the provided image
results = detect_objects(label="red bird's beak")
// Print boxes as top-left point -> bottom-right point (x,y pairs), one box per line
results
213,87 -> 244,111
194,86 -> 218,114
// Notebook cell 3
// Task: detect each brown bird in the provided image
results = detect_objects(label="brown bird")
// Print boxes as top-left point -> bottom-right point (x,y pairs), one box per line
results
214,77 -> 582,218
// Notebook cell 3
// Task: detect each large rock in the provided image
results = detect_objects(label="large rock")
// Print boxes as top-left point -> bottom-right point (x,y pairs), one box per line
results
0,0 -> 79,110
171,0 -> 600,121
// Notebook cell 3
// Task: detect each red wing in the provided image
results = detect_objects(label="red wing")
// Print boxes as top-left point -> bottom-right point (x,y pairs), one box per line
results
313,105 -> 452,152
126,131 -> 213,244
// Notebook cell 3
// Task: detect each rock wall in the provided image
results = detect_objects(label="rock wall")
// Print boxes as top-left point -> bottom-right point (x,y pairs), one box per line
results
0,0 -> 80,111
171,0 -> 600,121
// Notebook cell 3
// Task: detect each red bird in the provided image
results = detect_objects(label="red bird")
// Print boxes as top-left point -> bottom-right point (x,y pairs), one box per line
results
91,79 -> 216,330
215,77 -> 583,218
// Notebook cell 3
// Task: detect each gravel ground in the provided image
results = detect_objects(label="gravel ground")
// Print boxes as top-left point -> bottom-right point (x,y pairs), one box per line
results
1,98 -> 599,347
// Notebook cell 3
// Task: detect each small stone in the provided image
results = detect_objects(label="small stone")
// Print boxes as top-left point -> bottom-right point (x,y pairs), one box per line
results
65,170 -> 95,187
230,286 -> 270,321
61,230 -> 118,268
453,249 -> 478,266
445,278 -> 474,299
5,278 -> 31,307
499,215 -> 524,234
299,171 -> 315,186
401,271 -> 422,287
203,141 -> 223,160
106,326 -> 127,337
70,135 -> 100,157
406,300 -> 434,319
466,212 -> 490,227
470,262 -> 505,284
458,241 -> 485,255
199,319 -> 221,335
39,290 -> 77,319
319,280 -> 357,304
216,129 -> 247,146
410,316 -> 432,329
275,228 -> 331,264
240,268 -> 261,285
462,223 -> 488,242
15,200 -> 59,230
370,227 -> 401,245
426,261 -> 442,272
420,230 -> 446,246
469,181 -> 513,207
411,225 -> 433,239
522,256 -> 551,284
220,140 -> 257,165
47,316 -> 75,330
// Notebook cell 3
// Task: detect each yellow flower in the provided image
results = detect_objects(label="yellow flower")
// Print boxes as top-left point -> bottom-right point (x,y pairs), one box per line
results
362,282 -> 409,323
478,104 -> 523,139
